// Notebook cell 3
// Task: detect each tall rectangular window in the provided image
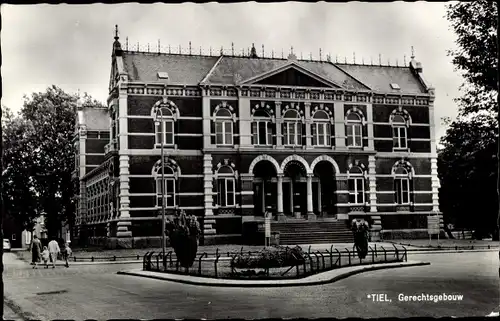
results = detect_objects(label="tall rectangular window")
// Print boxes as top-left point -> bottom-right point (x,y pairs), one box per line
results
217,178 -> 235,207
393,126 -> 407,149
156,178 -> 176,207
395,178 -> 410,204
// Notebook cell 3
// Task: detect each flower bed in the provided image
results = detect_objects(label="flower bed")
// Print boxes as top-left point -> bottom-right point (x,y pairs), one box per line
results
232,245 -> 305,269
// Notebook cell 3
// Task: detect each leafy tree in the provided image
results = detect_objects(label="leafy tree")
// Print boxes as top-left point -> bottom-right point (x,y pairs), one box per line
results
19,86 -> 104,239
440,1 -> 499,239
1,106 -> 39,233
438,113 -> 498,236
447,1 -> 498,115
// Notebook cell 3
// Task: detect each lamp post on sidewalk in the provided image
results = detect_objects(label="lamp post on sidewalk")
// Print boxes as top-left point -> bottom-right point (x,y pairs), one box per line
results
154,106 -> 166,267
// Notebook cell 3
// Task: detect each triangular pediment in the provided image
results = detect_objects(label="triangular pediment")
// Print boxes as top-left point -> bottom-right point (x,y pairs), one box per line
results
242,62 -> 342,88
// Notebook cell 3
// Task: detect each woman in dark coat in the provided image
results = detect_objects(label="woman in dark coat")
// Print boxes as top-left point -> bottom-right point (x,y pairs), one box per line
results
31,235 -> 42,269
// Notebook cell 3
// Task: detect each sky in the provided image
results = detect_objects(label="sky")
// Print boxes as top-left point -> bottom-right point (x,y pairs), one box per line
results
2,2 -> 464,141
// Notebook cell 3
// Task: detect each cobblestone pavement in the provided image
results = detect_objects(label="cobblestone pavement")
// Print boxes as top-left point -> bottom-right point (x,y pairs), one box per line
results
3,251 -> 498,319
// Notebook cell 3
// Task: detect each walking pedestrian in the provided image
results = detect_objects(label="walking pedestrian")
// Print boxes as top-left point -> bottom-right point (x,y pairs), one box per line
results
31,235 -> 42,269
48,238 -> 60,269
41,246 -> 50,268
62,241 -> 72,268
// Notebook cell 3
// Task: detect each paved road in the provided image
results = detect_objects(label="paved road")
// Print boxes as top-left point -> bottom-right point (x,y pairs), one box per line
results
3,251 -> 498,319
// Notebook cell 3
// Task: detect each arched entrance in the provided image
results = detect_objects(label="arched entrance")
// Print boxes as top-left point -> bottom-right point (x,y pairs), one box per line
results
283,161 -> 308,217
312,161 -> 337,216
311,155 -> 339,217
252,160 -> 279,216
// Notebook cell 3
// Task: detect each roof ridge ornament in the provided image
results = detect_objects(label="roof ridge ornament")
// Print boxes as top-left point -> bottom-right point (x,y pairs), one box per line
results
411,46 -> 415,60
250,43 -> 258,58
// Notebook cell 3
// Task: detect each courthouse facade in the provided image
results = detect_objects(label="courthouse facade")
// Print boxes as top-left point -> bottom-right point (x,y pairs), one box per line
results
72,32 -> 442,247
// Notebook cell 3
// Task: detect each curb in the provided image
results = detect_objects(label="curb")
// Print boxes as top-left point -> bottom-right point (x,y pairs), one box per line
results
406,249 -> 498,254
30,260 -> 143,266
117,261 -> 430,288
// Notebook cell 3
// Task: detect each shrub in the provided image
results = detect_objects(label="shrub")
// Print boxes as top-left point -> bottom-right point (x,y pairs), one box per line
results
165,210 -> 201,268
232,245 -> 305,269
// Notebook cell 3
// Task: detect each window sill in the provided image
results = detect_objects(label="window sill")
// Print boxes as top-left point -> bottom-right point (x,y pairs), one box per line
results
393,148 -> 409,152
347,146 -> 363,149
154,144 -> 175,148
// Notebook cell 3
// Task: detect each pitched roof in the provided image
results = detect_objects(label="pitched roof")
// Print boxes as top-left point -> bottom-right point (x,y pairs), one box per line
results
119,51 -> 428,94
335,64 -> 427,94
122,52 -> 219,84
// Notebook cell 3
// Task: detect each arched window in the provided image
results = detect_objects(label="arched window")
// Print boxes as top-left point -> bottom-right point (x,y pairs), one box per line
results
154,107 -> 175,146
251,109 -> 273,146
155,165 -> 176,208
217,166 -> 235,207
215,108 -> 233,146
346,113 -> 363,147
392,114 -> 408,150
283,109 -> 301,146
394,166 -> 410,205
311,110 -> 331,147
348,166 -> 365,205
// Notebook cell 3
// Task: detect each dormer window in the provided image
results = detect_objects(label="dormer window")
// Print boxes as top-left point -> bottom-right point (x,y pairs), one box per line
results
157,72 -> 169,79
390,83 -> 401,90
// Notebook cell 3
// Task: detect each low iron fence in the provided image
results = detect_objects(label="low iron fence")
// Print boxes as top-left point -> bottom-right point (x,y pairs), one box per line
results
142,244 -> 408,280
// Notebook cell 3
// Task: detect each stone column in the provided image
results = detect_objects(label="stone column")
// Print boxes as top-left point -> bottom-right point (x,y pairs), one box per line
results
202,91 -> 212,149
203,154 -> 216,241
366,102 -> 374,150
431,158 -> 440,212
240,173 -> 254,217
239,97 -> 252,147
277,174 -> 285,222
306,174 -> 316,220
334,102 -> 346,149
317,181 -> 322,215
116,88 -> 132,246
275,102 -> 283,148
368,155 -> 381,240
304,102 -> 311,148
289,181 -> 294,214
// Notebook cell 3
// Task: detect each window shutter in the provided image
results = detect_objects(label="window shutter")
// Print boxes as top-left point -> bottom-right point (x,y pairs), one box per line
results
155,123 -> 162,145
298,123 -> 303,145
311,123 -> 317,146
251,122 -> 257,145
267,122 -> 273,145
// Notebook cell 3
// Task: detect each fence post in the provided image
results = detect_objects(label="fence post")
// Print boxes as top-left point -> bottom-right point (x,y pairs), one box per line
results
198,253 -> 207,276
345,248 -> 351,265
392,244 -> 399,261
335,248 -> 341,267
381,246 -> 387,261
318,251 -> 325,270
369,246 -> 374,263
91,256 -> 94,262
214,254 -> 221,278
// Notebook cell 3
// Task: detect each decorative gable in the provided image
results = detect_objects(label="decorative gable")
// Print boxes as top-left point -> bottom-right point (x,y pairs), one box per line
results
242,63 -> 343,88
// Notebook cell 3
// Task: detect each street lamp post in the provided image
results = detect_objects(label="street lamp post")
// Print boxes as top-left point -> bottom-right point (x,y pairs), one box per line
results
154,106 -> 166,267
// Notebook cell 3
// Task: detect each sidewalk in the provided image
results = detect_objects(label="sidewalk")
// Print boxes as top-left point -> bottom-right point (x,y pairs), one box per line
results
118,260 -> 430,287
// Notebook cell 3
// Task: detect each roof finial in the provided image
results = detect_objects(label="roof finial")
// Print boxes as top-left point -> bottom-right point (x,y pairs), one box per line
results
242,48 -> 245,56
396,58 -> 399,67
231,42 -> 234,56
353,52 -> 356,64
262,44 -> 265,57
291,46 -> 294,54
209,46 -> 212,56
362,57 -> 364,65
200,46 -> 202,55
114,25 -> 119,41
378,54 -> 381,66
370,56 -> 373,65
319,48 -> 322,61
158,39 -> 160,53
147,43 -> 150,53
179,44 -> 181,54
282,49 -> 284,59
387,58 -> 390,66
310,52 -> 313,61
344,56 -> 347,63
126,37 -> 129,50
327,54 -> 331,62
220,46 -> 223,55
250,43 -> 258,58
189,41 -> 192,55
272,50 -> 274,58
336,55 -> 338,63
169,45 -> 171,54
411,46 -> 415,59
404,54 -> 407,66
137,42 -> 139,52
301,52 -> 303,60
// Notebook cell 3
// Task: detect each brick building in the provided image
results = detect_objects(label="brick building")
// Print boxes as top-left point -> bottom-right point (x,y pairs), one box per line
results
73,30 -> 442,248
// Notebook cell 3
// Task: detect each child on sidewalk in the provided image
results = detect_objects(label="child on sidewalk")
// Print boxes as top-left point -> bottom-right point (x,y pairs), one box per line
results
41,246 -> 50,269
62,242 -> 72,268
